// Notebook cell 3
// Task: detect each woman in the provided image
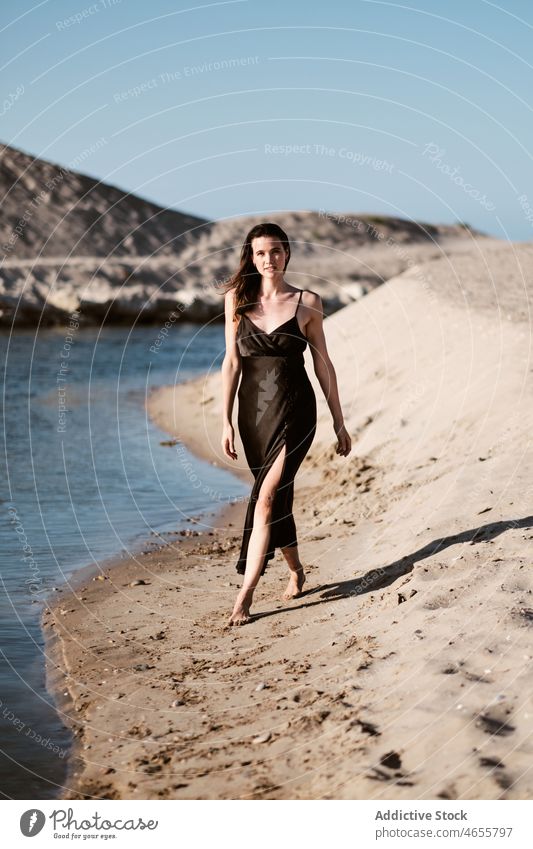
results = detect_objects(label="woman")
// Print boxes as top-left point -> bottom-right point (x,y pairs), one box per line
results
221,222 -> 351,626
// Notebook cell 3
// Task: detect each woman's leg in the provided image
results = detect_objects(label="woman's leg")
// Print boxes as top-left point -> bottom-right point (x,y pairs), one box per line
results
280,544 -> 306,599
228,444 -> 288,625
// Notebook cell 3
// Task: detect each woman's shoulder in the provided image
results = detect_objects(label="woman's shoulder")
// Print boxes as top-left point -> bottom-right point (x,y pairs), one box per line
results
224,287 -> 239,316
224,287 -> 237,305
224,289 -> 235,323
299,288 -> 322,309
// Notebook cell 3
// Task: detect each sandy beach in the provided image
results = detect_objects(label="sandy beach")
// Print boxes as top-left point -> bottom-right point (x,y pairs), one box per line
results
43,238 -> 533,800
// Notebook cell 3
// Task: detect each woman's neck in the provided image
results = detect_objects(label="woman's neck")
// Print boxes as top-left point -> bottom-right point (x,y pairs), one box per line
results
258,277 -> 290,298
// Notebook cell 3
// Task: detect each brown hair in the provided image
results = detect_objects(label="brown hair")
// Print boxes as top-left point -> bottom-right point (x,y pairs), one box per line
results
221,222 -> 291,322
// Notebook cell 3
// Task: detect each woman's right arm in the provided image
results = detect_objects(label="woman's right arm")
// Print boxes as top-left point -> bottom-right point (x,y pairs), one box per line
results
221,289 -> 242,460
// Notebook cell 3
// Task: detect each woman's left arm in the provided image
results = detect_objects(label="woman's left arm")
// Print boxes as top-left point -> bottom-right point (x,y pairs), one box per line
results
305,292 -> 352,457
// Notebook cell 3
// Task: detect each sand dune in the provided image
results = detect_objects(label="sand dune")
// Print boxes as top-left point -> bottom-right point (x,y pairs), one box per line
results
44,239 -> 533,799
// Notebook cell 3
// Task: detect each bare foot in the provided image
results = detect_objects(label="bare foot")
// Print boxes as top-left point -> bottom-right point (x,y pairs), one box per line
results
282,566 -> 306,600
228,587 -> 254,626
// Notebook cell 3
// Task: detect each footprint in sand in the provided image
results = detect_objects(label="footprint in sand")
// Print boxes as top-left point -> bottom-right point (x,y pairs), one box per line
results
479,757 -> 516,791
511,606 -> 533,626
475,710 -> 515,737
423,590 -> 458,609
365,750 -> 416,786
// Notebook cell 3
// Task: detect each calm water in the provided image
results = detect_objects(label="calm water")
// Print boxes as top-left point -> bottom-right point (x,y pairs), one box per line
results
0,322 -> 246,799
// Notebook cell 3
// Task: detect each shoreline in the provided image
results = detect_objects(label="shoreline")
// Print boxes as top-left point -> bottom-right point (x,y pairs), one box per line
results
43,243 -> 533,799
41,376 -> 250,799
42,493 -> 248,799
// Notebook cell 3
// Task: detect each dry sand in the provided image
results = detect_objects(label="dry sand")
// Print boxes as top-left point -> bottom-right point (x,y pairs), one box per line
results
43,238 -> 533,800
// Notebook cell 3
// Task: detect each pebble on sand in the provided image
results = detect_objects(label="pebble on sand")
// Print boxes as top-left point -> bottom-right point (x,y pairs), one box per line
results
252,731 -> 271,744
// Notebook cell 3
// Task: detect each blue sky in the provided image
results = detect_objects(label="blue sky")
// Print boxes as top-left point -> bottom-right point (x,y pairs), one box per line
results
3,0 -> 533,240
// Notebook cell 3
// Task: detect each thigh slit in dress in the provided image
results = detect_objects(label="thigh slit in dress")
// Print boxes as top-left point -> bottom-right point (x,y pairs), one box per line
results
235,289 -> 317,576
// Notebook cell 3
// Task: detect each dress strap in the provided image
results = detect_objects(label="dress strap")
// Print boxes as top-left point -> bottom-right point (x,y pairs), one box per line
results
295,289 -> 304,316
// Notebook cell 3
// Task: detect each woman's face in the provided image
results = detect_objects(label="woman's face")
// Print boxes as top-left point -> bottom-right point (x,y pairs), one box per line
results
251,236 -> 287,276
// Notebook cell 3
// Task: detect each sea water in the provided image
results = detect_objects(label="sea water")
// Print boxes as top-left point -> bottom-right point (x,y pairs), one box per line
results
0,322 -> 246,799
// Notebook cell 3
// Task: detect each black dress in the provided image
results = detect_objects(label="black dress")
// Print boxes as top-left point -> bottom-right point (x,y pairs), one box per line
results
235,289 -> 317,576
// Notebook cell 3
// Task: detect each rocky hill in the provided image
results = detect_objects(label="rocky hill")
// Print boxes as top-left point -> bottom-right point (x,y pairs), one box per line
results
0,141 -> 205,260
0,141 -> 489,326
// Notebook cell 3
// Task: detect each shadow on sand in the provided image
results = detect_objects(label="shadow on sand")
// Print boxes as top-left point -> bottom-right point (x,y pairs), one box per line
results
252,515 -> 533,622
